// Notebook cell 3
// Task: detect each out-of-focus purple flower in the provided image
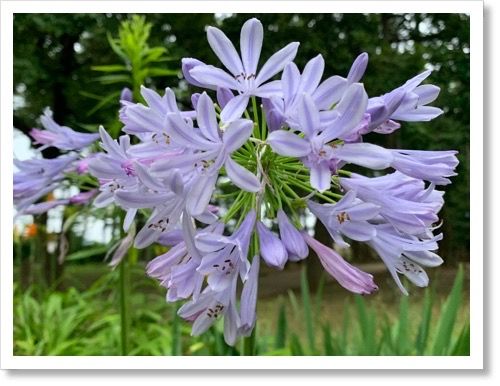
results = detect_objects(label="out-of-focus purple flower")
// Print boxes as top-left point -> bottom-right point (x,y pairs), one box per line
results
368,223 -> 443,295
277,209 -> 309,261
69,189 -> 97,205
302,232 -> 378,295
186,18 -> 299,123
14,154 -> 77,212
107,224 -> 136,268
21,189 -> 97,215
308,190 -> 380,248
29,108 -> 99,151
256,220 -> 288,270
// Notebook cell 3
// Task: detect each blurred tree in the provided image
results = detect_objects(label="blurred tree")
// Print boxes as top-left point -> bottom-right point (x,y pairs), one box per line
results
13,13 -> 470,262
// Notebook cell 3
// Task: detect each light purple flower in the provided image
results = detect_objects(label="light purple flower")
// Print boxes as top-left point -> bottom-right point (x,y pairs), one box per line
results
120,87 -> 133,103
186,18 -> 299,123
390,149 -> 459,185
302,232 -> 378,295
368,223 -> 443,295
307,190 -> 380,248
14,154 -> 77,212
264,52 -> 369,131
238,255 -> 260,337
177,280 -> 240,345
256,220 -> 288,270
195,210 -> 256,289
29,108 -> 99,151
154,92 -> 260,216
340,172 -> 444,235
120,86 -> 195,135
147,214 -> 222,301
277,210 -> 309,261
366,70 -> 443,133
267,92 -> 392,191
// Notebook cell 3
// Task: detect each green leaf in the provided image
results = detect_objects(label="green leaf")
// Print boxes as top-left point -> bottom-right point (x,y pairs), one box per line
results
274,301 -> 287,350
415,288 -> 434,355
300,265 -> 316,354
145,67 -> 179,77
93,74 -> 130,85
432,265 -> 464,355
65,245 -> 109,261
450,321 -> 470,356
91,64 -> 128,72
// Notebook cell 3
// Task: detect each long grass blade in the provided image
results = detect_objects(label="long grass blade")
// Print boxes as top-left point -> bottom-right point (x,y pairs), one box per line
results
432,265 -> 464,355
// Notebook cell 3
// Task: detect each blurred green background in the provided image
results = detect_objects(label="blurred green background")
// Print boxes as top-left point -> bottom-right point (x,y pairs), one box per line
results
13,13 -> 470,356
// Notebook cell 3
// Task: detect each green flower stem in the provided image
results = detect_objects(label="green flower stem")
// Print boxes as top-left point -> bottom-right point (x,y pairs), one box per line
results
222,191 -> 248,223
260,104 -> 267,140
251,97 -> 260,140
338,169 -> 352,177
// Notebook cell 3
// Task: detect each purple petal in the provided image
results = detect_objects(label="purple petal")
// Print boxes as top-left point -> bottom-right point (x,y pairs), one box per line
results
186,173 -> 218,216
319,83 -> 368,142
190,65 -> 240,90
303,232 -> 378,295
347,52 -> 368,84
191,93 -> 201,109
312,75 -> 348,110
222,119 -> 253,153
402,70 -> 432,91
256,221 -> 288,270
414,84 -> 440,105
267,130 -> 310,157
216,87 -> 234,109
224,157 -> 261,193
310,161 -> 331,192
255,42 -> 300,86
239,255 -> 260,336
207,26 -> 244,76
240,18 -> 263,75
220,94 -> 250,123
277,210 -> 309,260
140,86 -> 165,114
298,93 -> 320,137
391,106 -> 443,122
282,62 -> 301,106
23,199 -> 69,215
182,58 -> 214,89
254,80 -> 282,98
298,54 -> 325,95
114,190 -> 174,209
196,92 -> 220,142
332,143 -> 393,170
166,113 -> 217,150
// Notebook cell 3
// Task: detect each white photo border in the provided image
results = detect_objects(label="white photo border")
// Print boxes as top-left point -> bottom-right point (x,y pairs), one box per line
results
0,0 -> 483,370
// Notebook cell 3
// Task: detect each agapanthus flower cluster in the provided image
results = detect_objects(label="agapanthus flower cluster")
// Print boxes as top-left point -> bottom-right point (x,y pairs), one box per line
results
14,108 -> 98,215
14,18 -> 458,346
